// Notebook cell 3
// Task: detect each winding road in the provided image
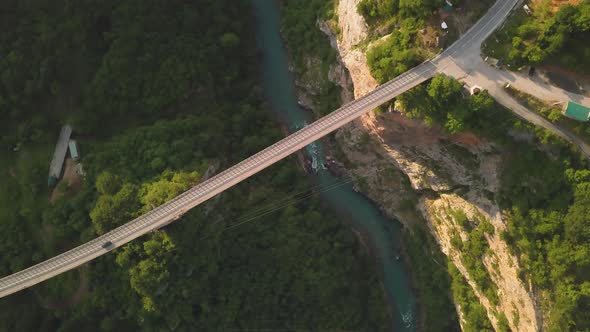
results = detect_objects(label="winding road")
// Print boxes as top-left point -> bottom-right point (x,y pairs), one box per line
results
0,0 -> 521,298
441,50 -> 590,158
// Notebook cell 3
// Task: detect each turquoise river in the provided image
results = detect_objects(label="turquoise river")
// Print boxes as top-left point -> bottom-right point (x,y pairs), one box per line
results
252,0 -> 417,330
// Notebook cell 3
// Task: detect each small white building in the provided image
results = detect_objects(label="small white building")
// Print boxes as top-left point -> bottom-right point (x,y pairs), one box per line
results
523,4 -> 532,15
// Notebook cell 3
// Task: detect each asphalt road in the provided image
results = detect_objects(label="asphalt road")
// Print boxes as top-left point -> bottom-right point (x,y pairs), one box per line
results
0,0 -> 520,298
438,0 -> 590,159
490,86 -> 590,158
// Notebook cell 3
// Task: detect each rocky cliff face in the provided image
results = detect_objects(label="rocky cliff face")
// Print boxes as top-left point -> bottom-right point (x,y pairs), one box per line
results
317,0 -> 542,331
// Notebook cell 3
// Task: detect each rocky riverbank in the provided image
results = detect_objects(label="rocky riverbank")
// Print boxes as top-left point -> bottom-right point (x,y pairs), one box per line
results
287,0 -> 543,331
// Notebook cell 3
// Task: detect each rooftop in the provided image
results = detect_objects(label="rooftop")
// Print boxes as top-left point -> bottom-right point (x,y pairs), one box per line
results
69,139 -> 80,160
48,125 -> 72,180
563,101 -> 590,122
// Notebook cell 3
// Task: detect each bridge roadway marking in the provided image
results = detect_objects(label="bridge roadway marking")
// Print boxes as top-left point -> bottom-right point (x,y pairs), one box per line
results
0,0 -> 520,298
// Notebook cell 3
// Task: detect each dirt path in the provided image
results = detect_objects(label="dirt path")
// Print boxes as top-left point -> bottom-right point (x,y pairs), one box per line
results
365,111 -> 482,147
541,64 -> 590,81
50,158 -> 81,203
440,57 -> 590,159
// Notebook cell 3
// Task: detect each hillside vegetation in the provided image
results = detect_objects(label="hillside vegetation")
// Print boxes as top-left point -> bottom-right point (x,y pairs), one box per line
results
399,74 -> 590,331
358,0 -> 443,25
358,0 -> 444,84
483,0 -> 590,73
280,0 -> 343,117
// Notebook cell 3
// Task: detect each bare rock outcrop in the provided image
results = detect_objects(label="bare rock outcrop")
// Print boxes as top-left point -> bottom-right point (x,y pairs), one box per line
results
336,0 -> 369,51
332,0 -> 378,99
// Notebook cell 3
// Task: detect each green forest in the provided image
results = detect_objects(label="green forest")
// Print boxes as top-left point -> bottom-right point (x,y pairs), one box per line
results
3,0 -> 590,330
0,0 -> 391,331
501,147 -> 590,331
483,0 -> 590,73
360,0 -> 443,83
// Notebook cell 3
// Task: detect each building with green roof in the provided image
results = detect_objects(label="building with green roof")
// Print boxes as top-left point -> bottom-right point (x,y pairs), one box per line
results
562,101 -> 590,122
69,139 -> 80,160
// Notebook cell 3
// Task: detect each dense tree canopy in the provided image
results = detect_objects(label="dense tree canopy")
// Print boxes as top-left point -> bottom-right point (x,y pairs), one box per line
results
500,126 -> 590,331
0,0 -> 392,331
358,0 -> 443,24
486,0 -> 590,73
367,29 -> 422,83
397,74 -> 504,135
